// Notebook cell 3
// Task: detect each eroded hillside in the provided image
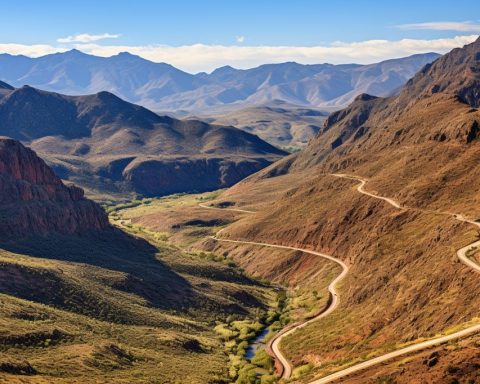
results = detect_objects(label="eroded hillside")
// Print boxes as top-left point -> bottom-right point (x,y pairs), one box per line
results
194,37 -> 480,382
0,141 -> 277,383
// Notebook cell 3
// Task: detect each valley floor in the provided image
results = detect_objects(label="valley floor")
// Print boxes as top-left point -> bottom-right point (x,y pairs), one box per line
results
4,177 -> 480,384
114,173 -> 480,384
0,193 -> 282,383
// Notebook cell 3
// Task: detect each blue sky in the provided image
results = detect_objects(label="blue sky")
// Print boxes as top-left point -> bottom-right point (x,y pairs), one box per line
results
0,0 -> 479,72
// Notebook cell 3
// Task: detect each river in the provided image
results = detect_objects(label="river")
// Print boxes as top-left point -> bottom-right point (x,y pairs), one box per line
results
245,328 -> 270,360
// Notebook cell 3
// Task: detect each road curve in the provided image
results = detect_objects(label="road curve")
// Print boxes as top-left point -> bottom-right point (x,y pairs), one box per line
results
200,179 -> 480,383
209,237 -> 348,379
307,174 -> 480,384
332,173 -> 403,209
309,322 -> 480,384
332,174 -> 480,274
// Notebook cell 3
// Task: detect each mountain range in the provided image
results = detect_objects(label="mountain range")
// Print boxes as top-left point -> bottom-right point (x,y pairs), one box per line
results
0,83 -> 285,200
194,101 -> 328,149
0,50 -> 440,113
1,29 -> 480,383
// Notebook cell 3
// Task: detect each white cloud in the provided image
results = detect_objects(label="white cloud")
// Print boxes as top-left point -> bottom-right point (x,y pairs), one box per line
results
0,43 -> 69,57
74,35 -> 478,72
0,35 -> 477,73
397,21 -> 480,33
236,36 -> 245,44
57,33 -> 120,43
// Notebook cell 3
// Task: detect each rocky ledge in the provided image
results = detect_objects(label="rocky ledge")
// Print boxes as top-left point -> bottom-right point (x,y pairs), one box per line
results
0,137 -> 109,238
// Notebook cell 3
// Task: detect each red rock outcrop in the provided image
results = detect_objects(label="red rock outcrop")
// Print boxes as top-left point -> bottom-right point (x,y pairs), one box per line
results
0,137 -> 109,238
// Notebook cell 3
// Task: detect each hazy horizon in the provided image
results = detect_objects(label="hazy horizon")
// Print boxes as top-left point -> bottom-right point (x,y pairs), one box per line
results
1,0 -> 479,71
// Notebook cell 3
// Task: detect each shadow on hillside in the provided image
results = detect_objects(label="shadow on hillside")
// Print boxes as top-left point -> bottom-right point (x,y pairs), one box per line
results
0,228 -> 196,312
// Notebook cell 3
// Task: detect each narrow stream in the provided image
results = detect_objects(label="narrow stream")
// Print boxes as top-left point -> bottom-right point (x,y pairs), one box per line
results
245,328 -> 270,359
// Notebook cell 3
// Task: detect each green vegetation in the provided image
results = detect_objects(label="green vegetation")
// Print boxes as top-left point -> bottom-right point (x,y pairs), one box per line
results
251,349 -> 274,370
211,289 -> 285,384
292,363 -> 313,379
104,198 -> 148,214
0,190 -> 279,383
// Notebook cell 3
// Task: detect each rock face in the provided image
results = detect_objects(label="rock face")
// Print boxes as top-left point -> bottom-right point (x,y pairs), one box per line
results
398,35 -> 480,108
0,137 -> 109,238
123,156 -> 272,196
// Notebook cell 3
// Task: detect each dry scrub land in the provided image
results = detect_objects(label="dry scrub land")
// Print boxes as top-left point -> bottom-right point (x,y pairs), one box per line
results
0,217 -> 277,383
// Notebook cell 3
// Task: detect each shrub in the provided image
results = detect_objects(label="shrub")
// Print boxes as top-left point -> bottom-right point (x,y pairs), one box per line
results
251,349 -> 273,371
292,363 -> 313,379
235,364 -> 257,384
260,375 -> 276,384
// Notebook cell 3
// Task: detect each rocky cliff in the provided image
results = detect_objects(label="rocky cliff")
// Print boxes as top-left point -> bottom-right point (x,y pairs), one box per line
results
0,137 -> 109,238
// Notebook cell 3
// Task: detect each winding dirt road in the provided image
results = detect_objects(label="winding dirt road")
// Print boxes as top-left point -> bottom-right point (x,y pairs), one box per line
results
209,237 -> 348,379
200,202 -> 348,379
306,174 -> 480,384
202,176 -> 480,383
332,174 -> 480,274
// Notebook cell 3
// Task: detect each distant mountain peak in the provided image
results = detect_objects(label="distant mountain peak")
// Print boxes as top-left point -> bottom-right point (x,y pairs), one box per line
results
114,51 -> 147,61
62,48 -> 89,57
15,84 -> 41,95
96,90 -> 122,100
211,65 -> 238,75
117,51 -> 134,56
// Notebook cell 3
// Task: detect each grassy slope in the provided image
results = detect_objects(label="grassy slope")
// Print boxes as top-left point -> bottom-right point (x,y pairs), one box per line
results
0,213 -> 275,383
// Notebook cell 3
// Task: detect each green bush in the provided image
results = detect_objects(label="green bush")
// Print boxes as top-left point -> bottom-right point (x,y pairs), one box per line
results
235,364 -> 257,384
292,363 -> 313,379
251,349 -> 273,371
260,375 -> 276,384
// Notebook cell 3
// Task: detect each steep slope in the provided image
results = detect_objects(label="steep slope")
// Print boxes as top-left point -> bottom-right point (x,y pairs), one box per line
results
0,80 -> 13,99
0,137 -> 108,238
0,86 -> 286,200
198,37 -> 480,382
0,139 -> 275,383
0,50 -> 439,113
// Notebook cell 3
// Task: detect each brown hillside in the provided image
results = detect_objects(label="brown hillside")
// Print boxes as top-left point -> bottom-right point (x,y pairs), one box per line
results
196,103 -> 327,149
201,36 -> 480,381
0,137 -> 108,238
